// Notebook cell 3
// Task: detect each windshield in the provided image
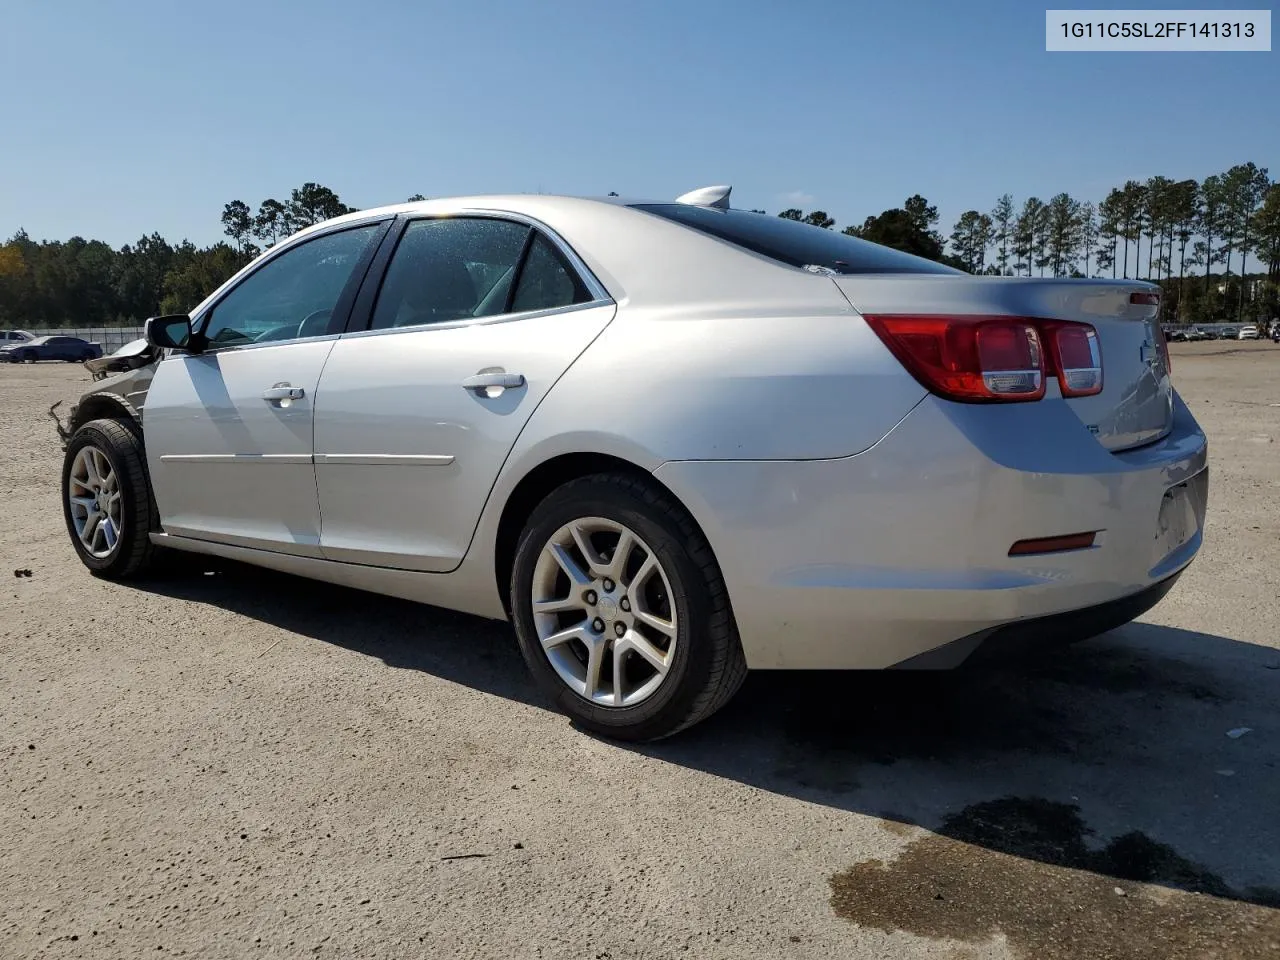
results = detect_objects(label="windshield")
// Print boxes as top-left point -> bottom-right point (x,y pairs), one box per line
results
631,204 -> 962,276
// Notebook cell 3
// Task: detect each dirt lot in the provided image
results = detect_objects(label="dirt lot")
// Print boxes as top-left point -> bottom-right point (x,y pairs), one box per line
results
2,343 -> 1279,960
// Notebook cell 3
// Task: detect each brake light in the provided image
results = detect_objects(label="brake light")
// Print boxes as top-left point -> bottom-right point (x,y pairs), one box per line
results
862,316 -> 1044,402
1130,292 -> 1161,306
1040,321 -> 1103,397
865,315 -> 1103,403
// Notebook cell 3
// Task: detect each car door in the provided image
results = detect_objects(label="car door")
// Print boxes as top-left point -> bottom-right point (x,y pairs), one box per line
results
143,219 -> 389,556
312,214 -> 616,571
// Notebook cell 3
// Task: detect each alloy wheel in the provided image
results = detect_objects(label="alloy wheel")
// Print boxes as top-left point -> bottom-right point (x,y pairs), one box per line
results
531,517 -> 678,707
67,445 -> 123,558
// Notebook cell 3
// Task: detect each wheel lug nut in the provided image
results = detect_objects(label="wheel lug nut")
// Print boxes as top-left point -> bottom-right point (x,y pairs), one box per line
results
584,590 -> 597,606
620,597 -> 630,612
602,579 -> 615,592
614,622 -> 626,637
592,618 -> 605,632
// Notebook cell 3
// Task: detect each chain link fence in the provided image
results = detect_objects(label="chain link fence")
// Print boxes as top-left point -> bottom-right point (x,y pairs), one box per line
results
17,327 -> 147,354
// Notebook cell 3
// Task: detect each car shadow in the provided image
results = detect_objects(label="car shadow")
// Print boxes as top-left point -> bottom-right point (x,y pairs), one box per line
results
133,554 -> 540,708
129,557 -> 1280,915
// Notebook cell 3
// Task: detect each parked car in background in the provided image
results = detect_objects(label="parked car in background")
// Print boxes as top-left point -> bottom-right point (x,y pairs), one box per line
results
1237,325 -> 1259,340
1,335 -> 103,363
56,188 -> 1208,740
0,330 -> 35,345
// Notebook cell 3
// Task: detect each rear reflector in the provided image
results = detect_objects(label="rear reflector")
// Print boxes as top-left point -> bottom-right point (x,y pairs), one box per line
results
864,315 -> 1101,403
1130,292 -> 1161,306
1008,532 -> 1097,556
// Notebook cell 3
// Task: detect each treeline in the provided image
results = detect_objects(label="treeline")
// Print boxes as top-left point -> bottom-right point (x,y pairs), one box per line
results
2,166 -> 1277,329
783,161 -> 1279,324
0,183 -> 367,328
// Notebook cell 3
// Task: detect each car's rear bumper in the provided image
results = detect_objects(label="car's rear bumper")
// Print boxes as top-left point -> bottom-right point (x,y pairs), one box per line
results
653,390 -> 1208,669
891,569 -> 1184,668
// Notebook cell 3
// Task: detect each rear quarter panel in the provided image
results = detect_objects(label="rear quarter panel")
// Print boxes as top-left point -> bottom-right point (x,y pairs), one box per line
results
499,205 -> 928,464
515,300 -> 925,461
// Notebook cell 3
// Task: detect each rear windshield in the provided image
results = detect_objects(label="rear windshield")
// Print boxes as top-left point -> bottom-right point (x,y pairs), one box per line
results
631,204 -> 961,276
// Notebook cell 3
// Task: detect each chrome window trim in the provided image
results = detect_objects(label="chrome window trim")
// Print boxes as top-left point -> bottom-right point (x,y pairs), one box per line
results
180,331 -> 343,356
341,299 -> 611,341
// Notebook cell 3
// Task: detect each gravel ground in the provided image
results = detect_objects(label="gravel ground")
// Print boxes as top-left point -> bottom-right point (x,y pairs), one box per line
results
2,343 -> 1278,960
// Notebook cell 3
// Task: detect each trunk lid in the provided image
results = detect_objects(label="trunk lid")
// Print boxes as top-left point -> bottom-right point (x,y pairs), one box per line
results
833,276 -> 1173,452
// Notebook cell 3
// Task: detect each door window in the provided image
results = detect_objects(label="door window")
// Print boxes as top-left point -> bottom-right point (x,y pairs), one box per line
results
201,223 -> 382,348
369,218 -> 531,330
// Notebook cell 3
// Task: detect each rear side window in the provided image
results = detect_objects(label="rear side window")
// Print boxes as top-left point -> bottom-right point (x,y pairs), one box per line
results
369,219 -> 596,331
631,204 -> 961,276
370,218 -> 531,330
511,234 -> 593,313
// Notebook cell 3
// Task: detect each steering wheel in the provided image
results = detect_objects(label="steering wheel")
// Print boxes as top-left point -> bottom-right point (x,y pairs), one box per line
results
296,309 -> 333,339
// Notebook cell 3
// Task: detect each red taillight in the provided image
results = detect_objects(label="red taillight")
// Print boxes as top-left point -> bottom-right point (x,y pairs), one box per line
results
1040,321 -> 1103,397
864,315 -> 1102,403
863,316 -> 1044,402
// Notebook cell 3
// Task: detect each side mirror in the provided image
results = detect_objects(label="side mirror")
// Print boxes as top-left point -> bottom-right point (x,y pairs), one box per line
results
144,315 -> 203,353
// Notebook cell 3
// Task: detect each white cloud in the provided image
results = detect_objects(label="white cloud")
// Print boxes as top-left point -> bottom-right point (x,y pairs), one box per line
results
779,190 -> 815,207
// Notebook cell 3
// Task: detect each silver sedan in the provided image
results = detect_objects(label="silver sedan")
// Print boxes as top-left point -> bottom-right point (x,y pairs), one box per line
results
60,187 -> 1208,740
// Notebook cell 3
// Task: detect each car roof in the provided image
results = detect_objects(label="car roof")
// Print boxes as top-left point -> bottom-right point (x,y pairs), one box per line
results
302,193 -> 651,236
192,190 -> 874,321
251,193 -> 839,312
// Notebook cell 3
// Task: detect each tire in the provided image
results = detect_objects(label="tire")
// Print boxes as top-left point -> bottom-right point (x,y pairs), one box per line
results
510,472 -> 747,741
22,351 -> 35,364
61,418 -> 157,579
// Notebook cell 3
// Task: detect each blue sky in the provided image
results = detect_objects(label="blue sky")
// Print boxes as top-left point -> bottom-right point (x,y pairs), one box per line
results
2,0 -> 1275,248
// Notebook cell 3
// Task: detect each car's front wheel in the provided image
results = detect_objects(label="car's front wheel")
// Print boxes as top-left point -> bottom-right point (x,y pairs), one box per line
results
510,472 -> 746,741
21,351 -> 36,363
62,418 -> 157,578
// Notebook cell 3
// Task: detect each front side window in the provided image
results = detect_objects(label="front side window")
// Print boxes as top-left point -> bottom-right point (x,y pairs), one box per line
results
202,223 -> 382,347
370,218 -> 531,330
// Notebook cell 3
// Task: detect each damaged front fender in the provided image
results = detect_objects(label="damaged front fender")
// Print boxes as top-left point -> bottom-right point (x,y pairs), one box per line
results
55,353 -> 158,449
49,401 -> 72,448
84,338 -> 153,381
